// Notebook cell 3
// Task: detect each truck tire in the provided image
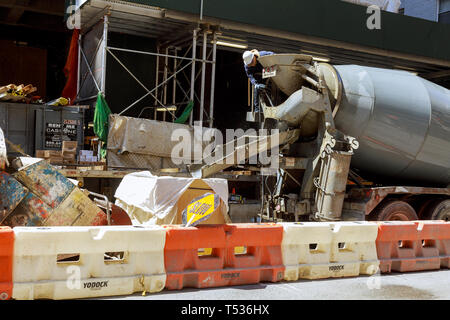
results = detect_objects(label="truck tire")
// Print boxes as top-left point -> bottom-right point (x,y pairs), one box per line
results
370,200 -> 418,221
417,199 -> 438,219
424,199 -> 450,221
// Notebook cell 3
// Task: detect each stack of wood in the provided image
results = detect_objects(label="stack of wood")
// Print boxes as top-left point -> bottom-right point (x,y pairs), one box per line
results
35,150 -> 63,164
62,141 -> 77,164
0,84 -> 37,102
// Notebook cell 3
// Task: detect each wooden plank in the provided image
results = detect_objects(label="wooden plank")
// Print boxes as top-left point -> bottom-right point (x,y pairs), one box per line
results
197,129 -> 301,178
58,169 -> 136,179
160,168 -> 180,173
228,170 -> 253,176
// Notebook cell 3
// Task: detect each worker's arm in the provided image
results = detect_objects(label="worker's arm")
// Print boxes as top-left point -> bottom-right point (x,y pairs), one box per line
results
259,50 -> 274,57
244,65 -> 258,86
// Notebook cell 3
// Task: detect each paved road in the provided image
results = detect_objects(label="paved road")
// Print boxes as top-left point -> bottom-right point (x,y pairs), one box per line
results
100,269 -> 450,300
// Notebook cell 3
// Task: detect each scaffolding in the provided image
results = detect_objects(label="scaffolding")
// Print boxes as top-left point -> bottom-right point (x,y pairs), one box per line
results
75,10 -> 219,128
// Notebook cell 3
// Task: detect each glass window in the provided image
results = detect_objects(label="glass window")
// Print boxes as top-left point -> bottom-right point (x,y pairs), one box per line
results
439,11 -> 450,23
440,0 -> 450,13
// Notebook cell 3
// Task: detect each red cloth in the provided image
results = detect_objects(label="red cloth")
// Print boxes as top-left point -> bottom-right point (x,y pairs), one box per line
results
61,29 -> 80,103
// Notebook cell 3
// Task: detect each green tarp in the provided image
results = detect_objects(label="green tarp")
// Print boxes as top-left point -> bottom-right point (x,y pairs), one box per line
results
175,100 -> 194,124
93,92 -> 112,158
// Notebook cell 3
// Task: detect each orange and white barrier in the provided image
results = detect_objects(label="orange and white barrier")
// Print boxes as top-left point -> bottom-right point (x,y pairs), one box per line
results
0,227 -> 13,300
11,226 -> 166,300
163,223 -> 284,290
1,221 -> 449,300
376,221 -> 450,273
280,222 -> 379,280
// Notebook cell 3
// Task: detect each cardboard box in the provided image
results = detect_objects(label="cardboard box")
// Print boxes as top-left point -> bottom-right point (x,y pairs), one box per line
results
174,179 -> 229,225
63,153 -> 76,160
35,150 -> 46,158
62,141 -> 77,156
44,150 -> 61,158
79,150 -> 93,156
49,156 -> 63,164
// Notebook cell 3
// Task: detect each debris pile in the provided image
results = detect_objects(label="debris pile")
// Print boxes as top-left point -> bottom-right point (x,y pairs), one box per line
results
0,157 -> 108,227
0,84 -> 37,102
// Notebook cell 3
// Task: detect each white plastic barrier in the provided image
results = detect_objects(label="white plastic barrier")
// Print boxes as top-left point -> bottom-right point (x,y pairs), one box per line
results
281,222 -> 379,280
12,226 -> 166,300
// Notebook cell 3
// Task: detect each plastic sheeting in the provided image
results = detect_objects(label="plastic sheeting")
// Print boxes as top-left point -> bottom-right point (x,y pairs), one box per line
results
114,171 -> 230,225
341,0 -> 402,12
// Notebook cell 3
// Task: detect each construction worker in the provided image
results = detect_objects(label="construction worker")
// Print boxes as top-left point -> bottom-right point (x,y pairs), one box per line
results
242,49 -> 274,113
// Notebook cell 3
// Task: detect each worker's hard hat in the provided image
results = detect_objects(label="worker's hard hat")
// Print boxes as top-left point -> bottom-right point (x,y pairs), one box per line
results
242,50 -> 254,66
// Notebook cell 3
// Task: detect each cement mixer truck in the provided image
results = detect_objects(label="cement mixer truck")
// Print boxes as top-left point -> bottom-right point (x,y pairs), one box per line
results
193,54 -> 450,222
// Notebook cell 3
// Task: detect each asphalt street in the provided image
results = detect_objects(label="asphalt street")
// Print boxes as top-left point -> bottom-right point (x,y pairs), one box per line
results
99,269 -> 450,300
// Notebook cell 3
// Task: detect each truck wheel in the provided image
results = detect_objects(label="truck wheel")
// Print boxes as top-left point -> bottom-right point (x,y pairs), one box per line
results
371,200 -> 418,221
417,199 -> 438,219
425,199 -> 450,221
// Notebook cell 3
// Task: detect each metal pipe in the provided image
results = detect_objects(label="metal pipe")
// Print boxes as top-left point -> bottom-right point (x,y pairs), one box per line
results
79,45 -> 101,92
173,47 -> 178,122
154,44 -> 160,119
175,78 -> 190,102
75,95 -> 98,103
100,14 -> 109,95
119,60 -> 192,116
163,47 -> 169,122
199,30 -> 207,127
76,32 -> 81,104
209,32 -> 217,128
75,32 -> 104,101
189,29 -> 198,125
107,46 -> 213,63
107,48 -> 175,118
86,190 -> 111,226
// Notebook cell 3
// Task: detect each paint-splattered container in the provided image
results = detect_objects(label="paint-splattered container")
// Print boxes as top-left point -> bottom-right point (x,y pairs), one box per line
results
0,172 -> 27,223
13,160 -> 75,209
2,192 -> 52,227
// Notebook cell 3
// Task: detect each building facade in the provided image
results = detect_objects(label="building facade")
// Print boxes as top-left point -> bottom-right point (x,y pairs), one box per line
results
399,0 -> 450,23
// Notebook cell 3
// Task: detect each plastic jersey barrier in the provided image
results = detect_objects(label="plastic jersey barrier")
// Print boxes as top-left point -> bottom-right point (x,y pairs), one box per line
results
12,226 -> 166,300
163,223 -> 284,290
281,222 -> 379,280
376,221 -> 450,273
0,226 -> 14,300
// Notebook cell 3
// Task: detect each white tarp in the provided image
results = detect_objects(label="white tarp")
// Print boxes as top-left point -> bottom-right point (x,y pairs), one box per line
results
341,0 -> 402,12
114,171 -> 229,225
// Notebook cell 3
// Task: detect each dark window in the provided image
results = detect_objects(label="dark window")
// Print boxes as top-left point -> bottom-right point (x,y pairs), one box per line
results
439,11 -> 450,24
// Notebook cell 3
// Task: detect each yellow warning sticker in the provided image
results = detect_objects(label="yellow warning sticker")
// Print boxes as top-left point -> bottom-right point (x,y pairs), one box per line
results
182,192 -> 220,227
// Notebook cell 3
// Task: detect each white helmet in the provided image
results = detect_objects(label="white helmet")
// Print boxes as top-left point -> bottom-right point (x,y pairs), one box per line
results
242,50 -> 254,66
